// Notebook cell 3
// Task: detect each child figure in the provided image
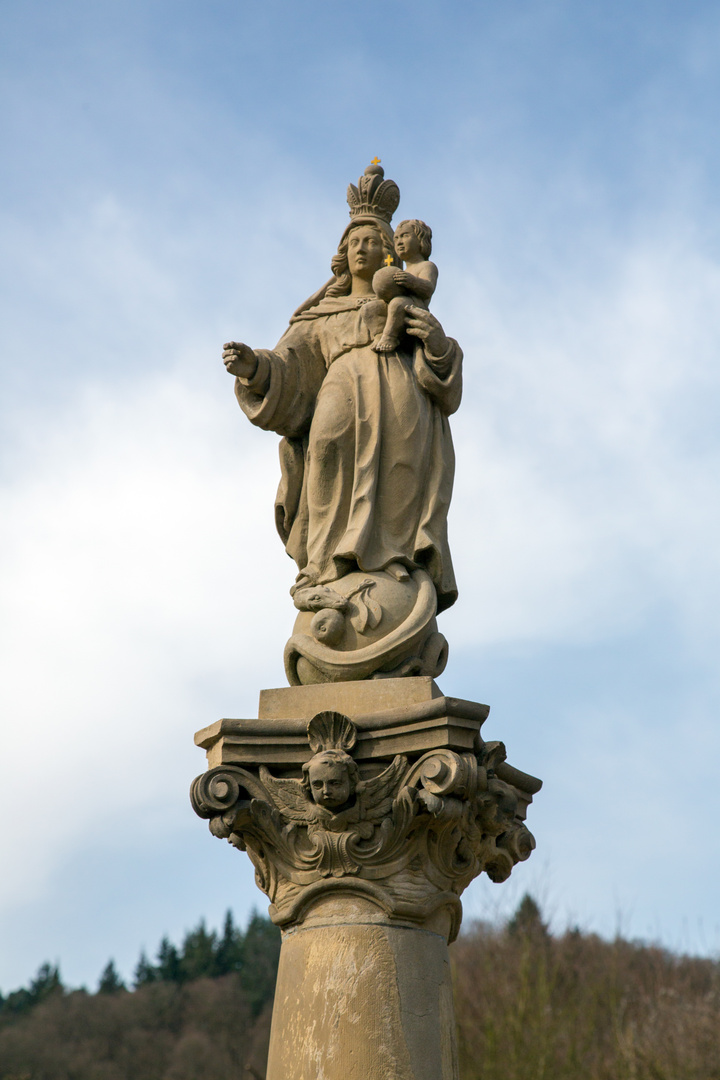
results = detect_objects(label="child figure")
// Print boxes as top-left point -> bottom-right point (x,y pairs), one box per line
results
371,218 -> 437,353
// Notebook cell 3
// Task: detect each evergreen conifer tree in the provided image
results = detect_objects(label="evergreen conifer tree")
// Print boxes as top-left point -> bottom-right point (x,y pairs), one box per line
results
241,911 -> 281,1014
156,937 -> 183,983
180,919 -> 218,981
0,962 -> 64,1016
215,909 -> 244,976
507,893 -> 550,940
97,959 -> 125,994
133,950 -> 157,987
28,962 -> 63,1004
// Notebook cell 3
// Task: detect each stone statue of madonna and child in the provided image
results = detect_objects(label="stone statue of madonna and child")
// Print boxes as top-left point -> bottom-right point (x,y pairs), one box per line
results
222,162 -> 463,686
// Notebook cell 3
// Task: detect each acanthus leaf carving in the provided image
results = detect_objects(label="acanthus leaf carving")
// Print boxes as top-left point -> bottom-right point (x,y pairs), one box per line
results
190,711 -> 536,936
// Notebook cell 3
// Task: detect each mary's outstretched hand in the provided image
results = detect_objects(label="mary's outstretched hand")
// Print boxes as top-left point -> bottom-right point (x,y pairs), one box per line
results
404,307 -> 450,357
223,341 -> 258,380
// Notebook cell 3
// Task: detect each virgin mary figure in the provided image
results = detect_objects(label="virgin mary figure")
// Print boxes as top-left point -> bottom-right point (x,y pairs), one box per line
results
223,164 -> 463,683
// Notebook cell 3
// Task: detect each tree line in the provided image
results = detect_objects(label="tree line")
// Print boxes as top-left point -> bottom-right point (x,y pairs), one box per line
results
2,897 -> 719,1080
0,909 -> 280,1021
0,910 -> 280,1080
130,909 -> 280,1015
454,895 -> 720,1080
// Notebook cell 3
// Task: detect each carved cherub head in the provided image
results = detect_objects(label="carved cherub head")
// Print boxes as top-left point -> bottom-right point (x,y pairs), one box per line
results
302,749 -> 359,810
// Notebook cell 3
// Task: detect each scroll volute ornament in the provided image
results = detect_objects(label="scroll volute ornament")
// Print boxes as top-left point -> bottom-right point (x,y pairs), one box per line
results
190,711 -> 536,939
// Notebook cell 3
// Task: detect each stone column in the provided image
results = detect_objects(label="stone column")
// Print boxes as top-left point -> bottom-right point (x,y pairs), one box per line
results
191,677 -> 540,1080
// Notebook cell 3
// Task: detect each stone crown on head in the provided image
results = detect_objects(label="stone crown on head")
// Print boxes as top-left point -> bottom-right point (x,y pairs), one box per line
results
346,162 -> 401,225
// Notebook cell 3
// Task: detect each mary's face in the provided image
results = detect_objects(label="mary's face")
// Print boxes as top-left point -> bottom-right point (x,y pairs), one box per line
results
347,225 -> 385,282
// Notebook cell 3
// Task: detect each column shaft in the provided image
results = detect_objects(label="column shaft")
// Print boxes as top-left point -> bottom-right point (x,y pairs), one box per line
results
266,912 -> 459,1080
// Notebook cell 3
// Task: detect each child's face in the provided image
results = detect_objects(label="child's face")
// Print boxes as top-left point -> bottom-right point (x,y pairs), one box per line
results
308,759 -> 352,809
394,222 -> 421,261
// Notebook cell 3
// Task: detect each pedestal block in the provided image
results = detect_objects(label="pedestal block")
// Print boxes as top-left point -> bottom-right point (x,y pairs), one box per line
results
191,678 -> 541,1078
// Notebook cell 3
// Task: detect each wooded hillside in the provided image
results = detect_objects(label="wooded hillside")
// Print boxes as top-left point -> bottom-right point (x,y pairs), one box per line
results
1,898 -> 718,1080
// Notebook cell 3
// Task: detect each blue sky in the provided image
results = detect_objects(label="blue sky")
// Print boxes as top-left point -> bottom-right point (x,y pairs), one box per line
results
2,0 -> 720,991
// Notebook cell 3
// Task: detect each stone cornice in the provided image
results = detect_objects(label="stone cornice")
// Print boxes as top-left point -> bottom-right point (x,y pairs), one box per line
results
191,682 -> 540,943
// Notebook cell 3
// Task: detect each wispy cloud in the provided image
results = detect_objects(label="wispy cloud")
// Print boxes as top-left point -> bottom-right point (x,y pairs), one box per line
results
0,374 -> 285,904
445,220 -> 720,653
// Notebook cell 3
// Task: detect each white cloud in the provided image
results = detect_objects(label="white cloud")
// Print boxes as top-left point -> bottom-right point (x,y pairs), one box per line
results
0,372 -> 288,910
444,226 -> 720,653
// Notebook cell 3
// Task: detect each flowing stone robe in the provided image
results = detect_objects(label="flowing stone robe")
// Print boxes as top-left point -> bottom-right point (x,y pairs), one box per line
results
235,294 -> 462,613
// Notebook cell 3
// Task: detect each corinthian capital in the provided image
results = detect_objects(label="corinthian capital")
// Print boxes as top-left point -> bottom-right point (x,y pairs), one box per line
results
191,681 -> 540,942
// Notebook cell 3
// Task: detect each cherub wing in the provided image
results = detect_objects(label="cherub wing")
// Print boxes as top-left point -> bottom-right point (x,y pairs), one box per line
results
357,755 -> 408,821
258,766 -> 313,823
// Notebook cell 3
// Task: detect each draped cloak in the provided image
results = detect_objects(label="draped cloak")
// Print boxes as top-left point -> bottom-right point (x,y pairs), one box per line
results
234,294 -> 462,613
